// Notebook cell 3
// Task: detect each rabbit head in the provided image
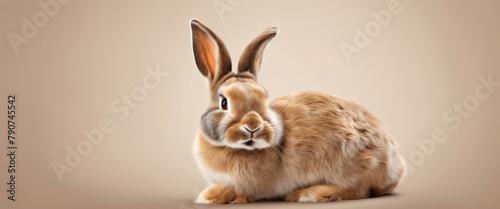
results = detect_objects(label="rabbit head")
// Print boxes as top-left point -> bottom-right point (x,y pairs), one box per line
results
190,19 -> 282,150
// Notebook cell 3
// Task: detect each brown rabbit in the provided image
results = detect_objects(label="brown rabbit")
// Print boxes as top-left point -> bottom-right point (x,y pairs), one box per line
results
190,19 -> 406,204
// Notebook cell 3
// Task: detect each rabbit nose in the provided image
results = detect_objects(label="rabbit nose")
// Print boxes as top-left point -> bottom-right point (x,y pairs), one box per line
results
241,111 -> 263,131
244,126 -> 261,133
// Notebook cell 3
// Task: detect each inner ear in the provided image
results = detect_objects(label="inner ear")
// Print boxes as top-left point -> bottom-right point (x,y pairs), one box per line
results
190,19 -> 232,84
192,28 -> 218,77
238,26 -> 278,78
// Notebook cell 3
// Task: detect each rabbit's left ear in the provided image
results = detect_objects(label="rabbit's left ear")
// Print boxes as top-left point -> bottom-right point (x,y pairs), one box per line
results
238,26 -> 278,79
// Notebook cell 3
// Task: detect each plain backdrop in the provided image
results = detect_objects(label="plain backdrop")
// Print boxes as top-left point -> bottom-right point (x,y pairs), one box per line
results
1,0 -> 499,209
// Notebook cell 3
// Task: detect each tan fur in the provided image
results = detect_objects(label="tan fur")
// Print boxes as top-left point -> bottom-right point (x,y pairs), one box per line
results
199,184 -> 236,204
195,91 -> 405,203
285,185 -> 361,202
190,19 -> 406,204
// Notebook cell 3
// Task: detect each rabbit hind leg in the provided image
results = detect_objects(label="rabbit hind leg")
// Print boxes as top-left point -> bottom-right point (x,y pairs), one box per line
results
285,184 -> 365,202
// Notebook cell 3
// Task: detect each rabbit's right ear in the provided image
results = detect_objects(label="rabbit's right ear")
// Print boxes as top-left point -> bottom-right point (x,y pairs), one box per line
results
191,19 -> 232,84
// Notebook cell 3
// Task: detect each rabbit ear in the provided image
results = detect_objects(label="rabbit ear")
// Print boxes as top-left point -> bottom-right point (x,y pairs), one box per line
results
238,26 -> 278,78
191,19 -> 232,83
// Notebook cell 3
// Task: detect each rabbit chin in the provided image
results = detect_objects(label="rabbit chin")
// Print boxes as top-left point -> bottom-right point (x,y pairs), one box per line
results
224,138 -> 271,150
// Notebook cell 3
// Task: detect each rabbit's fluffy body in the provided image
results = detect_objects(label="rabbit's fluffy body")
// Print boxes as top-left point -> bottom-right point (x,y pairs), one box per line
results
190,19 -> 405,203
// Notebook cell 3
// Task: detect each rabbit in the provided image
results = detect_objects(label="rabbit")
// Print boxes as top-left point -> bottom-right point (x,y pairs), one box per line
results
190,19 -> 406,204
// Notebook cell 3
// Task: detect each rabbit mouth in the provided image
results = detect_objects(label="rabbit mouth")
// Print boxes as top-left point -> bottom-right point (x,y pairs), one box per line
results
244,139 -> 255,146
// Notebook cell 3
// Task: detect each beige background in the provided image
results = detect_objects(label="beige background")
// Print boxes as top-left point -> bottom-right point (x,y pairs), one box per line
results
1,0 -> 500,208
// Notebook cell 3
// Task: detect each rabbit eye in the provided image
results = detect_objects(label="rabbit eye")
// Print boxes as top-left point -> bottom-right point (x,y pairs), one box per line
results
221,98 -> 228,110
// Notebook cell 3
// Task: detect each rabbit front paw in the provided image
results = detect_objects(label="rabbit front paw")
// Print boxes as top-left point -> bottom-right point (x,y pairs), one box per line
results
195,184 -> 236,204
